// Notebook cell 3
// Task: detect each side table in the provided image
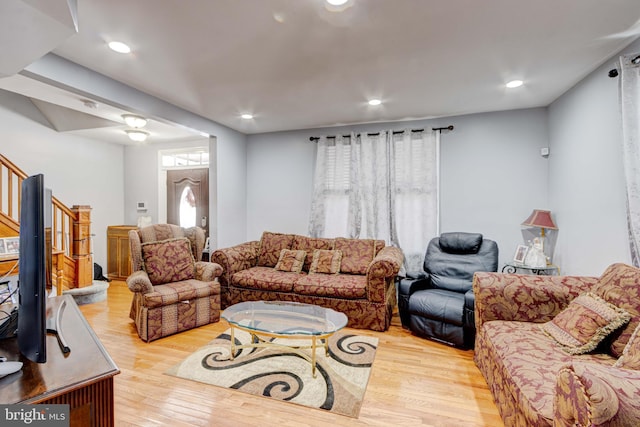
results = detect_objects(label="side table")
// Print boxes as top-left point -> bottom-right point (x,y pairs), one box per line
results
502,262 -> 560,275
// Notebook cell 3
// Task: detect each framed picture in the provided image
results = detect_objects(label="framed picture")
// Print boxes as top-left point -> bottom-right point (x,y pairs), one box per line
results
0,239 -> 6,255
513,245 -> 529,264
4,237 -> 19,254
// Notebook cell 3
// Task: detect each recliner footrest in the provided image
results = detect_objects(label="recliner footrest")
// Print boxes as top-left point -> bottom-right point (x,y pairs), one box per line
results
408,289 -> 465,326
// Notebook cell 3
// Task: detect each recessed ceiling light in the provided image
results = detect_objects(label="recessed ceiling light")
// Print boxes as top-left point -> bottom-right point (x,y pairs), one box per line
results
325,0 -> 352,11
125,129 -> 149,142
122,114 -> 147,128
241,114 -> 253,120
368,99 -> 382,106
108,41 -> 131,54
506,80 -> 524,88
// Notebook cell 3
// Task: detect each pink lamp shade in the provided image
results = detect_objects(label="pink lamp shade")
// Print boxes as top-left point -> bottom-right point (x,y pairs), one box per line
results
521,209 -> 558,230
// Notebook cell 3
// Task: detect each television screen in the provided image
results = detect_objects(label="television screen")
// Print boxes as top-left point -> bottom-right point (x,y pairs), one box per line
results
17,174 -> 50,363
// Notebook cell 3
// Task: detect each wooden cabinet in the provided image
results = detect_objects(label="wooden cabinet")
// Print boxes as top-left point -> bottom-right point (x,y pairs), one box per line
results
0,295 -> 119,426
107,225 -> 136,280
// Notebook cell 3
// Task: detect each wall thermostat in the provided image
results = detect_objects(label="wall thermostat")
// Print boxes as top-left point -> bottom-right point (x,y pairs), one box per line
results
540,147 -> 550,157
136,201 -> 147,212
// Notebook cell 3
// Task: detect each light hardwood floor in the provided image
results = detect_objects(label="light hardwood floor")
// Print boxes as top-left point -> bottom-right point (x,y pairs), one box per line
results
78,281 -> 503,427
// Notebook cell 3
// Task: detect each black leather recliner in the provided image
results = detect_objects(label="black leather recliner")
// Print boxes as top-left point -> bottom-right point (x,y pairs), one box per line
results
398,232 -> 498,348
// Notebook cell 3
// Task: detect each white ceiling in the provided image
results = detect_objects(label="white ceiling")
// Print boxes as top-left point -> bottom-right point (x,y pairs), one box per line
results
3,0 -> 640,138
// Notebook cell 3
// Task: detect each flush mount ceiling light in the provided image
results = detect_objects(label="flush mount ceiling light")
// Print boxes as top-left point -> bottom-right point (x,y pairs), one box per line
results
108,41 -> 131,54
368,99 -> 382,106
506,80 -> 524,89
125,129 -> 149,142
325,0 -> 352,12
122,114 -> 147,128
241,113 -> 254,120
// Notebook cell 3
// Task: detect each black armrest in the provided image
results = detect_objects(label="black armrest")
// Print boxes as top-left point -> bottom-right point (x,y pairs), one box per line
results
404,270 -> 428,280
398,276 -> 431,297
398,275 -> 431,329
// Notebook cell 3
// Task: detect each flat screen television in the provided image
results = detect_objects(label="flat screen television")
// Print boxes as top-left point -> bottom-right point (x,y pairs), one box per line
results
17,174 -> 50,363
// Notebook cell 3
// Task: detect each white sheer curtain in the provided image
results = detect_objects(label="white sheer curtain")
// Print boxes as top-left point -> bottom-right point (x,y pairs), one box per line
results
309,134 -> 355,239
390,130 -> 439,272
309,129 -> 439,271
620,53 -> 640,266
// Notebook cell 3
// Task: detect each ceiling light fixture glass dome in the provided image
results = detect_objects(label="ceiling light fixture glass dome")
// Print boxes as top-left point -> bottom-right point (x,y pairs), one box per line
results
327,0 -> 349,5
368,99 -> 382,106
125,129 -> 149,142
122,114 -> 148,128
241,113 -> 253,120
506,80 -> 524,88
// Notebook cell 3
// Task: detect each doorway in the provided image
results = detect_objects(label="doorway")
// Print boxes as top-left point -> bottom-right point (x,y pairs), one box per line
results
167,169 -> 209,237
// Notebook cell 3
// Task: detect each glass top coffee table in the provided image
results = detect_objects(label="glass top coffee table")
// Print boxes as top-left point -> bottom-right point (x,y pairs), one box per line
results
221,301 -> 348,377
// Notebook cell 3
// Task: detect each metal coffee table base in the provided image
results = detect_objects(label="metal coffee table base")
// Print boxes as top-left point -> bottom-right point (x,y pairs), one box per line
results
228,325 -> 333,378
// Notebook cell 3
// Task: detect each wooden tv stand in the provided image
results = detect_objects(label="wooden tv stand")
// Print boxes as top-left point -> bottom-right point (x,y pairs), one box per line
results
0,295 -> 119,426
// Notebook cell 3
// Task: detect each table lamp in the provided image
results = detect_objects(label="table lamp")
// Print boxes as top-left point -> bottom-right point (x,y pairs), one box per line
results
521,209 -> 558,265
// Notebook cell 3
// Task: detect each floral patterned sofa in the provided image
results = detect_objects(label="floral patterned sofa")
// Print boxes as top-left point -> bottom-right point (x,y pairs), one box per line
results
211,231 -> 404,331
473,263 -> 640,426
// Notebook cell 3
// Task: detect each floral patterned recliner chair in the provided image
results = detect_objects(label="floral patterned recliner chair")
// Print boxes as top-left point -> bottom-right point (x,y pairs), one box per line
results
126,224 -> 223,342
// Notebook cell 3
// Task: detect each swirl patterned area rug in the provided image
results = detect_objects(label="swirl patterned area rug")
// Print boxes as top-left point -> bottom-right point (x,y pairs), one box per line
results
166,329 -> 378,418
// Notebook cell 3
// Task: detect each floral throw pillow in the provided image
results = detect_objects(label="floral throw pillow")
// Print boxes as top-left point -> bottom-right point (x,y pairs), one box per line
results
142,237 -> 196,286
274,249 -> 306,273
257,231 -> 294,268
541,292 -> 631,355
615,323 -> 640,370
309,249 -> 342,275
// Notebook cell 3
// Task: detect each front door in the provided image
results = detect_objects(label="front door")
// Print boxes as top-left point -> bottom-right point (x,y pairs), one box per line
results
167,169 -> 209,238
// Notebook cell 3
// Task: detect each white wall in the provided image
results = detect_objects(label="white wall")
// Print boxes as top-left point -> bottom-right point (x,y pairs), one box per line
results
247,108 -> 549,267
548,38 -> 640,275
215,130 -> 248,248
0,89 -> 124,269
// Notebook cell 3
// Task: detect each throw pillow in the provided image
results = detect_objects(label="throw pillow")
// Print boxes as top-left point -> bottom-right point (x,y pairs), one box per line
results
592,263 -> 640,357
274,249 -> 306,273
540,292 -> 631,355
291,235 -> 334,272
141,237 -> 196,286
257,231 -> 294,268
334,238 -> 382,274
309,249 -> 342,274
615,323 -> 640,370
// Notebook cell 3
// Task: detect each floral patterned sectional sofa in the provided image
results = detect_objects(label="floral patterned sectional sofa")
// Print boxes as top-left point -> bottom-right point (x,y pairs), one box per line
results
211,231 -> 404,331
473,262 -> 640,426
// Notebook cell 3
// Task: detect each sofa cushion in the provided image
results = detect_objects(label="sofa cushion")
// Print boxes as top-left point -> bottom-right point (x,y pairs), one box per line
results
540,292 -> 631,355
231,266 -> 299,292
141,237 -> 195,285
481,320 -> 616,424
335,238 -> 383,275
274,249 -> 306,273
257,231 -> 294,268
309,249 -> 342,274
291,235 -> 334,271
593,263 -> 640,357
615,323 -> 640,370
294,274 -> 367,299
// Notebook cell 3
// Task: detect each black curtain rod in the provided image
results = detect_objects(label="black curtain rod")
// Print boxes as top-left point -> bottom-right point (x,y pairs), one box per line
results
308,125 -> 454,142
608,54 -> 640,78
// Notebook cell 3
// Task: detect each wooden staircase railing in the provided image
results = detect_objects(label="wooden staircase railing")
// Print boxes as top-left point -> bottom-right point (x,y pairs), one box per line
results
0,154 -> 92,293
